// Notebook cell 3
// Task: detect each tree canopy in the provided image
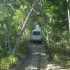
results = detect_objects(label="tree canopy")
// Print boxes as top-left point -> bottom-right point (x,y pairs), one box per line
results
0,0 -> 70,69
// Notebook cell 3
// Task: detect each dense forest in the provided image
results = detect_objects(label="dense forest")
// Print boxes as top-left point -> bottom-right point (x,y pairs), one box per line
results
0,0 -> 70,69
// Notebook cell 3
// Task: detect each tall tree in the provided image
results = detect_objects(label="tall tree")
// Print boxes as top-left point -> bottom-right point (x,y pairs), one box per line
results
12,0 -> 40,56
67,0 -> 70,31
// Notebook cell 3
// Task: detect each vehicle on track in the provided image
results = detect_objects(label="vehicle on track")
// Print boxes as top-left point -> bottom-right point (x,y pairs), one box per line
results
31,28 -> 42,43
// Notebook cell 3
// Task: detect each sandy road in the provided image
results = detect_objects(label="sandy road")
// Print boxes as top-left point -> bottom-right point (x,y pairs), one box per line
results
19,43 -> 47,70
19,43 -> 69,70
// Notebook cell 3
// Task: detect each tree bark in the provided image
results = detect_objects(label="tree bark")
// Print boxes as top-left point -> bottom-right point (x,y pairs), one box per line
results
12,0 -> 40,57
6,25 -> 11,51
12,8 -> 33,56
67,0 -> 70,31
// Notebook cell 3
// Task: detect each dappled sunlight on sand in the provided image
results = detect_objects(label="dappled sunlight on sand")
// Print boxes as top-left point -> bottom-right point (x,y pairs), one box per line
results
19,43 -> 69,70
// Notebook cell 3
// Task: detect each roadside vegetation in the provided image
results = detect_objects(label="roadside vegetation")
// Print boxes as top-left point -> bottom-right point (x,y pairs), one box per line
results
0,0 -> 70,69
44,31 -> 70,68
43,0 -> 70,68
0,0 -> 31,69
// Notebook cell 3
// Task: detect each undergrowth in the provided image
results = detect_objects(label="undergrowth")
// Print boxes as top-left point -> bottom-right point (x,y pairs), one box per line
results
0,55 -> 18,69
44,31 -> 70,68
0,38 -> 29,70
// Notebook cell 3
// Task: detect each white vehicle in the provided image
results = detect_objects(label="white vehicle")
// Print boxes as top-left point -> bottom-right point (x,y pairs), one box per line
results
31,28 -> 42,43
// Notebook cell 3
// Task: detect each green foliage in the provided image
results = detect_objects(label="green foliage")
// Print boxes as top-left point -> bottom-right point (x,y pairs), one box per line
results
9,4 -> 28,47
13,5 -> 27,23
53,54 -> 70,67
45,0 -> 67,30
0,56 -> 18,69
0,0 -> 31,69
44,30 -> 70,67
43,0 -> 70,68
0,0 -> 70,69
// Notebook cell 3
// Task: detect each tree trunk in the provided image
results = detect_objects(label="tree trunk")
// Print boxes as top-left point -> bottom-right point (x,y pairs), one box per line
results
67,0 -> 70,31
12,9 -> 32,56
12,0 -> 40,57
6,25 -> 11,51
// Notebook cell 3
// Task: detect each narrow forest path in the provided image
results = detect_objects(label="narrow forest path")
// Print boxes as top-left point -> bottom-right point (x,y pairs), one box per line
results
18,43 -> 69,70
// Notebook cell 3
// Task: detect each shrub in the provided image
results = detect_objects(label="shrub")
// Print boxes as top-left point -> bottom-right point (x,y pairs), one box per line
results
0,56 -> 18,69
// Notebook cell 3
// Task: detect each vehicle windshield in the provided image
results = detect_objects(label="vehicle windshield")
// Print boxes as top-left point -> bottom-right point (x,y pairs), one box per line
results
33,31 -> 40,35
